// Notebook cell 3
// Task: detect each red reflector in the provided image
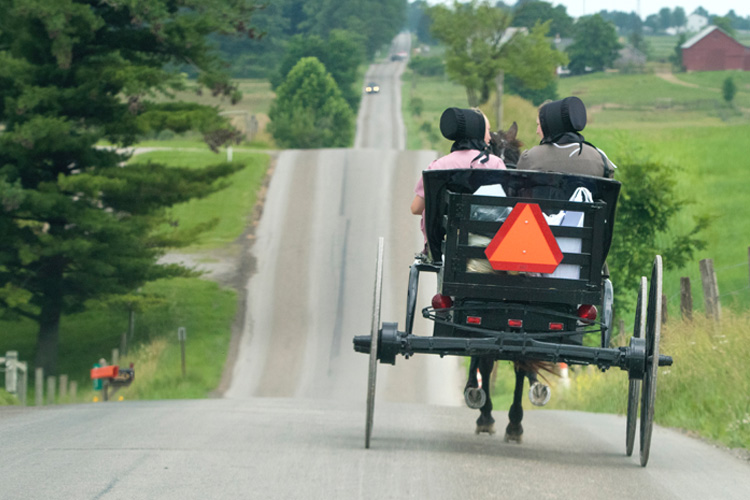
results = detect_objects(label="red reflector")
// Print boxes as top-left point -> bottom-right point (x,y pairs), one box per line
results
508,319 -> 523,328
484,203 -> 563,273
577,304 -> 598,321
549,322 -> 564,331
466,316 -> 482,325
432,294 -> 453,310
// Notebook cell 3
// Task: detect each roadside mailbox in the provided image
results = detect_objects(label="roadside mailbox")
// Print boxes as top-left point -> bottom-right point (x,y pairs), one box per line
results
90,362 -> 135,401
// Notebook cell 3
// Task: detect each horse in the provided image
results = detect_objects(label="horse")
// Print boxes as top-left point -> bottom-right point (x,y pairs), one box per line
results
462,122 -> 556,441
489,121 -> 522,169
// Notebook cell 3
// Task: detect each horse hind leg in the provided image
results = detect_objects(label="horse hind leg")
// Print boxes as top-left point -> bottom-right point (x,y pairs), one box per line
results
474,357 -> 496,435
464,357 -> 486,409
504,366 -> 525,443
526,364 -> 551,406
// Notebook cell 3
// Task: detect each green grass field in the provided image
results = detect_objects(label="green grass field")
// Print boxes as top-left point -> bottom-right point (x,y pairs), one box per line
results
556,72 -> 750,314
131,149 -> 270,250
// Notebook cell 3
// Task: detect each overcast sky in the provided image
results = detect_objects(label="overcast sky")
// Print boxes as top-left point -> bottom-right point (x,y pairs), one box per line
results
424,1 -> 750,19
555,1 -> 748,19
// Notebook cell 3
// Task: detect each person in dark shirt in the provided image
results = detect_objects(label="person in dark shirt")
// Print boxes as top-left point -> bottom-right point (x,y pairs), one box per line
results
516,96 -> 615,178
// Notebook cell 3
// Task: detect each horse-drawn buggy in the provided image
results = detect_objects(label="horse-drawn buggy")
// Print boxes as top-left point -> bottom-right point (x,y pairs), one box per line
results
353,168 -> 673,467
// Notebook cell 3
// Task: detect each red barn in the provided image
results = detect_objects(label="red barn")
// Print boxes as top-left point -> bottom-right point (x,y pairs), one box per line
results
681,26 -> 750,71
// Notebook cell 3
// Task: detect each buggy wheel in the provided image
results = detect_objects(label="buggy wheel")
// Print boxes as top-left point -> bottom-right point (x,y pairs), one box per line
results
365,238 -> 385,449
626,276 -> 647,456
640,256 -> 662,467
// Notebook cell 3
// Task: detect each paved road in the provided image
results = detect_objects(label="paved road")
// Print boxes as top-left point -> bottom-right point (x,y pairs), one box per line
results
224,32 -> 465,406
2,400 -> 749,499
1,33 -> 749,500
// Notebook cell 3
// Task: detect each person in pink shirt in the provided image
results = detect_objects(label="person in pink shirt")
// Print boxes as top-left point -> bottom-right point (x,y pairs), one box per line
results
410,107 -> 506,249
409,107 -> 506,435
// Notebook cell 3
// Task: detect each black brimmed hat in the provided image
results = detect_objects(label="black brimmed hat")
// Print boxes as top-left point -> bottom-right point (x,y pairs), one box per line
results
539,96 -> 587,139
440,107 -> 486,141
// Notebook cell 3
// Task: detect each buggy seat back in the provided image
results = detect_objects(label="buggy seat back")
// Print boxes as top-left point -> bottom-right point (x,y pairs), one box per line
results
422,169 -> 621,307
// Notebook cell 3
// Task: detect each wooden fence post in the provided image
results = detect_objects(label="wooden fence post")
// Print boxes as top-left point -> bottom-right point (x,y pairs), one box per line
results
661,294 -> 668,324
46,376 -> 56,405
35,367 -> 43,406
59,374 -> 68,401
70,381 -> 78,401
699,258 -> 721,322
680,277 -> 693,321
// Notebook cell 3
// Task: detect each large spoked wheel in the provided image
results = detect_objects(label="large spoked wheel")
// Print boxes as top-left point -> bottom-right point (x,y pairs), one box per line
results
640,256 -> 662,467
365,237 -> 385,449
626,276 -> 647,457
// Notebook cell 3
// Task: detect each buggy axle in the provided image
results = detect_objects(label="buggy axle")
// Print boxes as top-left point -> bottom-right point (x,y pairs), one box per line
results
353,324 -> 672,377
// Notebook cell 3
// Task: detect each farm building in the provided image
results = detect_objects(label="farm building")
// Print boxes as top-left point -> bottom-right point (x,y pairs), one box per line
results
681,26 -> 750,71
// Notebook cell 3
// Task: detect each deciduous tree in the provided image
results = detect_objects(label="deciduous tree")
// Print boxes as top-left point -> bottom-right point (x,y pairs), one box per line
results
268,57 -> 354,148
429,0 -> 566,122
566,15 -> 622,75
511,1 -> 574,38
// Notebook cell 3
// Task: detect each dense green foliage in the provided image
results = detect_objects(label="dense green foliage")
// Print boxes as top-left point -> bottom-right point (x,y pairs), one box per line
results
408,0 -> 436,45
669,34 -> 687,71
723,77 -> 737,104
0,0 -> 256,374
566,15 -> 622,75
598,10 -> 643,35
511,0 -> 573,37
270,31 -> 365,111
268,57 -> 354,148
505,73 -> 558,105
712,17 -> 736,37
429,1 -> 565,107
217,0 -> 407,78
429,0 -> 513,106
607,154 -> 708,312
408,55 -> 446,77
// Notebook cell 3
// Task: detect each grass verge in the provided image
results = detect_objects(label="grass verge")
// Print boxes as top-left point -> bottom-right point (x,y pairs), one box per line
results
543,311 -> 750,451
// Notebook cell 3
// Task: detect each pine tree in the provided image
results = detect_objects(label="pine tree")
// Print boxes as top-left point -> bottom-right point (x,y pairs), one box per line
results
0,0 -> 260,374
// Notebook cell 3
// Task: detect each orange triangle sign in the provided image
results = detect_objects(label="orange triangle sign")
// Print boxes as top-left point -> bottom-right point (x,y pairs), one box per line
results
484,203 -> 563,273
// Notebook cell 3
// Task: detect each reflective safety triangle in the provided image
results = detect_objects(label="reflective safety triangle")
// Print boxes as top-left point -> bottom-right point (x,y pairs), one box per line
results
484,203 -> 563,273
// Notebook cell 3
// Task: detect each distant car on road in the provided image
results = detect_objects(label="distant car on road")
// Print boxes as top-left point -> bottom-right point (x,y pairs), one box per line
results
365,82 -> 380,94
390,51 -> 408,61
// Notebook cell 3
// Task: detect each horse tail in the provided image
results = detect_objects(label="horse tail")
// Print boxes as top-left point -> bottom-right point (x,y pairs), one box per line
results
513,360 -> 558,384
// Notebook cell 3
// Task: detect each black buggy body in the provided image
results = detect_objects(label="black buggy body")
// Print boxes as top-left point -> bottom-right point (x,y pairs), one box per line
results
353,168 -> 672,465
420,168 -> 619,349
